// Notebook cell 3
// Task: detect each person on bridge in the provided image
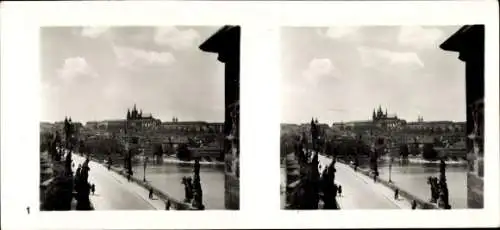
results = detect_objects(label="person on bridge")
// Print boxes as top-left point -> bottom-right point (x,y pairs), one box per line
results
165,200 -> 171,210
333,184 -> 338,198
75,164 -> 82,179
149,187 -> 154,199
394,188 -> 399,200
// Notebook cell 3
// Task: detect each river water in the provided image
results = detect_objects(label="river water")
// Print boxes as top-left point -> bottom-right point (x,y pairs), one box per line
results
131,162 -> 225,209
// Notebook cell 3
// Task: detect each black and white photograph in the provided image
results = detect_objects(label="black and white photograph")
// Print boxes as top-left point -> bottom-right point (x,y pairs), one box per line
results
280,25 -> 484,210
39,25 -> 240,211
1,1 -> 498,229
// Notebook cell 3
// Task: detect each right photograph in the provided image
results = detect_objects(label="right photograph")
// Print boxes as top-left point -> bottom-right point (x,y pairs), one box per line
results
280,25 -> 484,210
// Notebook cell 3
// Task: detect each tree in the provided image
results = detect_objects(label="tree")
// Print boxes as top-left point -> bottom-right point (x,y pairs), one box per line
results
78,140 -> 86,153
176,143 -> 191,161
400,144 -> 409,158
153,143 -> 163,159
422,143 -> 438,160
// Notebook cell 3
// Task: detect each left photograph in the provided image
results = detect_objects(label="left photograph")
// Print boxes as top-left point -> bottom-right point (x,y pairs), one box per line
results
39,26 -> 240,210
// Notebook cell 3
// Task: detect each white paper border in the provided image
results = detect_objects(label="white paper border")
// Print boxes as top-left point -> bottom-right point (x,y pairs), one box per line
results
1,1 -> 498,229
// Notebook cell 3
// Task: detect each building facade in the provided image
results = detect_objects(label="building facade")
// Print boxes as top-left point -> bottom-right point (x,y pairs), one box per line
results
200,25 -> 241,210
160,120 -> 224,133
441,25 -> 484,208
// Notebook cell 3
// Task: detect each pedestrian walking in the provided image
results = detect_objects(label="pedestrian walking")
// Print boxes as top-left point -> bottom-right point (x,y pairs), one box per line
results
338,185 -> 342,197
333,184 -> 338,198
394,188 -> 399,200
165,200 -> 171,210
149,187 -> 154,199
411,200 -> 417,209
91,184 -> 95,195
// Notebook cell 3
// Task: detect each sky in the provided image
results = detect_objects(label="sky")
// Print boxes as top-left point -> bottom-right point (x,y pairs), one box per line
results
41,26 -> 224,123
281,26 -> 466,124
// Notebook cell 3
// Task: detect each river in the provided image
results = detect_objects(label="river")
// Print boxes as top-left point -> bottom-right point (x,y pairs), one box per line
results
131,161 -> 225,209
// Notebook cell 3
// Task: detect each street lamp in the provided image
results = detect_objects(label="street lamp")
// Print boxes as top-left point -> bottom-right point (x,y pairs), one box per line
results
143,156 -> 148,182
389,153 -> 393,183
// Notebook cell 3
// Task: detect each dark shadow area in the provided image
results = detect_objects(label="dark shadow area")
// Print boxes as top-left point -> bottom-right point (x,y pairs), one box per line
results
440,24 -> 485,209
199,25 -> 241,210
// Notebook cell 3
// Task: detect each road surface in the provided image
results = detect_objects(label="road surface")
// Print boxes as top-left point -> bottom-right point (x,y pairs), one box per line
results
333,162 -> 401,209
72,154 -> 157,210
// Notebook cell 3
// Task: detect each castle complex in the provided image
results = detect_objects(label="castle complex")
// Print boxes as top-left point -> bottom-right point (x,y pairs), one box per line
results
330,105 -> 465,135
371,105 -> 406,129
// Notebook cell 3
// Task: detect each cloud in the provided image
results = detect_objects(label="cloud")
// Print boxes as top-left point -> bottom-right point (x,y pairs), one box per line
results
80,27 -> 110,39
357,46 -> 424,68
57,57 -> 98,80
302,58 -> 338,84
154,27 -> 201,50
112,45 -> 176,68
319,27 -> 361,39
397,26 -> 445,49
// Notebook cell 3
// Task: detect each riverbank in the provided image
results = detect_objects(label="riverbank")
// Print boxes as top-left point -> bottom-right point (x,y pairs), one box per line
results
161,156 -> 224,166
378,156 -> 467,165
132,155 -> 224,166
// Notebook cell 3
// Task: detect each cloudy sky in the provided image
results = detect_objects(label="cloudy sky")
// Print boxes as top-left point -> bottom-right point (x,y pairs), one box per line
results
41,26 -> 224,123
281,26 -> 466,124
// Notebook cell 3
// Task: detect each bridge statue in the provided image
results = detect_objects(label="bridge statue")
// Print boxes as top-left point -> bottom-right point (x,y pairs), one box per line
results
191,159 -> 205,210
75,157 -> 92,210
438,159 -> 451,209
310,118 -> 319,152
321,162 -> 338,209
302,151 -> 320,209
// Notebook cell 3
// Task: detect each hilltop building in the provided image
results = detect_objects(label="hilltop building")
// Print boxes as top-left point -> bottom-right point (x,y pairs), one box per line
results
126,104 -> 161,131
372,105 -> 406,129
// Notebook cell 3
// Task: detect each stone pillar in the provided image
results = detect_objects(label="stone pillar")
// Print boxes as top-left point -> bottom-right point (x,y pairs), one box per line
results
199,25 -> 240,210
440,25 -> 484,209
